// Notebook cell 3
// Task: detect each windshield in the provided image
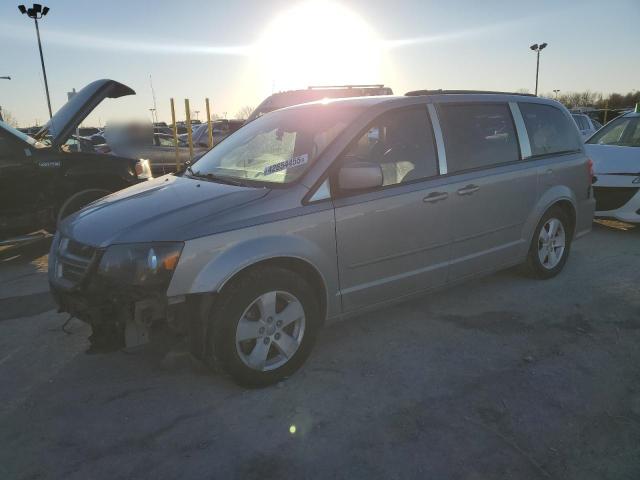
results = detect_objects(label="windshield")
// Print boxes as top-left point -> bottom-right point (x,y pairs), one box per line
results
0,121 -> 47,148
189,104 -> 362,185
587,115 -> 640,147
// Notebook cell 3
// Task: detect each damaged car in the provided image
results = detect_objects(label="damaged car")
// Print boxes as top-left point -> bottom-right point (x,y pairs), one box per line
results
0,79 -> 152,240
50,92 -> 594,387
585,110 -> 640,223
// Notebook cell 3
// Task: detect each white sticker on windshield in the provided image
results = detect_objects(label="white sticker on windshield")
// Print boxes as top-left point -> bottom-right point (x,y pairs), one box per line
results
263,153 -> 309,176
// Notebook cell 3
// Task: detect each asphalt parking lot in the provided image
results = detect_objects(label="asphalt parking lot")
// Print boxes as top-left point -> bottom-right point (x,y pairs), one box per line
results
0,222 -> 639,480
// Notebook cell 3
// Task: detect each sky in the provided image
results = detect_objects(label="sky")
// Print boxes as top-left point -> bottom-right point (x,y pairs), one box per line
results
1,0 -> 638,127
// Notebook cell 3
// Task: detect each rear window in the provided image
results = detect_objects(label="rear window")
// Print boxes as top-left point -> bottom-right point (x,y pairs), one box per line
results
587,115 -> 640,147
438,103 -> 519,173
572,115 -> 589,130
520,103 -> 581,156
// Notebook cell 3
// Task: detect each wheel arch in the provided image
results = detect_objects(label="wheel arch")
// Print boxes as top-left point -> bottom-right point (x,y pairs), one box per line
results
522,186 -> 578,256
218,256 -> 328,323
170,233 -> 337,320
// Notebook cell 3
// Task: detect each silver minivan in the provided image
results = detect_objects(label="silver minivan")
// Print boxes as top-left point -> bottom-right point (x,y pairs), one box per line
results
50,91 -> 595,386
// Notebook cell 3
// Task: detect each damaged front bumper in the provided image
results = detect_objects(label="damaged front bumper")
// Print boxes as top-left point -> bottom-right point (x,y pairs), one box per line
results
48,234 -> 191,350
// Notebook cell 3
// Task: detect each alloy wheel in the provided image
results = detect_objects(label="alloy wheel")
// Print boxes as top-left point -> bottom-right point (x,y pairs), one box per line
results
235,291 -> 306,371
537,217 -> 566,269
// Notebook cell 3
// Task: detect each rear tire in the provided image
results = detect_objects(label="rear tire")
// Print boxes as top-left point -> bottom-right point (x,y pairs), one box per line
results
523,206 -> 572,279
206,267 -> 321,387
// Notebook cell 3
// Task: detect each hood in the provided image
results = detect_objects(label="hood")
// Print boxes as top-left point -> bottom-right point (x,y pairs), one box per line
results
60,175 -> 270,247
35,79 -> 135,147
585,144 -> 640,175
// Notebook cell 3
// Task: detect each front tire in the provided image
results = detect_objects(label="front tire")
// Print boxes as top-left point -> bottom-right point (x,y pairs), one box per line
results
57,188 -> 111,227
206,267 -> 321,387
523,206 -> 572,279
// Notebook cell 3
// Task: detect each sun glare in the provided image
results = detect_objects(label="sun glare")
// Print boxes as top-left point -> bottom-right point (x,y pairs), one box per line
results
254,1 -> 382,91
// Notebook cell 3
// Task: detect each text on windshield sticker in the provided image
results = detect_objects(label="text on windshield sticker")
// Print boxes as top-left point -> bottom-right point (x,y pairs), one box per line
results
263,153 -> 308,176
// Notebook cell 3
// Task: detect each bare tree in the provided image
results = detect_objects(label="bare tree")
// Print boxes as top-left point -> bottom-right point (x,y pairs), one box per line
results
236,105 -> 254,120
1,108 -> 19,127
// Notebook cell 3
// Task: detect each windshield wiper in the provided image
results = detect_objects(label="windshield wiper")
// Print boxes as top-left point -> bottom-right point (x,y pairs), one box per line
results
187,169 -> 245,186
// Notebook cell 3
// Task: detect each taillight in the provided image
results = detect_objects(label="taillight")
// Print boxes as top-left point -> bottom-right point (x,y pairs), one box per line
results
587,158 -> 595,183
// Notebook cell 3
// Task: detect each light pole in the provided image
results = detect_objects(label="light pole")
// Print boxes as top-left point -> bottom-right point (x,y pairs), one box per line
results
553,89 -> 560,100
18,4 -> 53,119
529,42 -> 548,96
0,76 -> 10,122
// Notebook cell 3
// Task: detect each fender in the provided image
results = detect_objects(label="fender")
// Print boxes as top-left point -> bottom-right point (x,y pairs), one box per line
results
168,214 -> 340,317
520,184 -> 577,257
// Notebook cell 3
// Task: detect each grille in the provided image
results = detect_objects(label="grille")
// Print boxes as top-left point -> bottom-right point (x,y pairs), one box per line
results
54,237 -> 97,288
593,187 -> 639,212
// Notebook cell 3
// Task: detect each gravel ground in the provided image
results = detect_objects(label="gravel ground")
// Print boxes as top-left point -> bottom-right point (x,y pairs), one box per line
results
0,222 -> 639,480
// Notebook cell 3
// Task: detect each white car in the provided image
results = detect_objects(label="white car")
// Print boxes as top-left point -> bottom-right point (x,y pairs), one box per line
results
585,111 -> 640,223
572,113 -> 602,139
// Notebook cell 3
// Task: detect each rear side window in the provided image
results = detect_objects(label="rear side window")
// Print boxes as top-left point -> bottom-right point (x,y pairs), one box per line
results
437,103 -> 519,173
520,103 -> 581,156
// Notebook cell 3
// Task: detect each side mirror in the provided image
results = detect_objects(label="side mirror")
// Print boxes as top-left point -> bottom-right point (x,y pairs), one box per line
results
338,161 -> 383,191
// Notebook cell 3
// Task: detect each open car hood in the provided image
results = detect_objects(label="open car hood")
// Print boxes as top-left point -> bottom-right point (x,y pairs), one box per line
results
35,79 -> 135,147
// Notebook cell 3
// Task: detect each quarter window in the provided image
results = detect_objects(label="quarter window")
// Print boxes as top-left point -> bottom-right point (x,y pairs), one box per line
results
519,103 -> 581,156
438,103 -> 519,173
341,107 -> 439,187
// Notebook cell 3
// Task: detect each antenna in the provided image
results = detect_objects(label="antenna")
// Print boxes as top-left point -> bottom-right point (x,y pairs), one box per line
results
149,74 -> 158,123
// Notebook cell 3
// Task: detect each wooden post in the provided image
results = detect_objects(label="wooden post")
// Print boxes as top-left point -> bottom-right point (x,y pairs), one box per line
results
185,99 -> 194,163
170,98 -> 180,172
206,98 -> 213,148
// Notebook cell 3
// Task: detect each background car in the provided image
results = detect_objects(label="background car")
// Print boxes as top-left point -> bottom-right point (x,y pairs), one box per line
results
245,84 -> 393,123
109,132 -> 208,176
585,111 -> 640,223
0,79 -> 152,240
572,113 -> 602,139
189,119 -> 244,147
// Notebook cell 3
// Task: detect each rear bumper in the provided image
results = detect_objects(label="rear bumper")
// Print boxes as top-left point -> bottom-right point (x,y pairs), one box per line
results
575,196 -> 596,239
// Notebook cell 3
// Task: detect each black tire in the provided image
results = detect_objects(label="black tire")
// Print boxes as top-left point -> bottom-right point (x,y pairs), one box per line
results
523,206 -> 572,279
57,189 -> 111,226
205,267 -> 321,387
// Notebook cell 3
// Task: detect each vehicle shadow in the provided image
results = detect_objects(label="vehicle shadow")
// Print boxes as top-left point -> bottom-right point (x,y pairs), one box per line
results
0,235 -> 54,319
0,233 -> 53,266
593,219 -> 638,233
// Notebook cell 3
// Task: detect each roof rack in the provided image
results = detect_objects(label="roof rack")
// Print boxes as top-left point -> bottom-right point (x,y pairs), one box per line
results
308,84 -> 386,90
405,89 -> 537,97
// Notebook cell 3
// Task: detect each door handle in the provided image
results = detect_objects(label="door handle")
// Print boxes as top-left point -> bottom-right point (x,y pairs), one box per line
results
546,168 -> 553,175
457,184 -> 480,196
423,192 -> 448,203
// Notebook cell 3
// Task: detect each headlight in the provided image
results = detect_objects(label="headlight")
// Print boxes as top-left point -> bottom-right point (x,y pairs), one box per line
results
97,242 -> 183,288
134,159 -> 152,179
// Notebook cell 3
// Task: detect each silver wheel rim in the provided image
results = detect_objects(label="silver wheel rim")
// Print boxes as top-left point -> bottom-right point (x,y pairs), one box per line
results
235,291 -> 306,372
538,217 -> 566,269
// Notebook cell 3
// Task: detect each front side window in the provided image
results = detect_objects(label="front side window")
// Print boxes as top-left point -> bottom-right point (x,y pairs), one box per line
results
438,103 -> 519,173
191,104 -> 362,185
340,107 -> 439,188
587,115 -> 640,147
519,103 -> 581,156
